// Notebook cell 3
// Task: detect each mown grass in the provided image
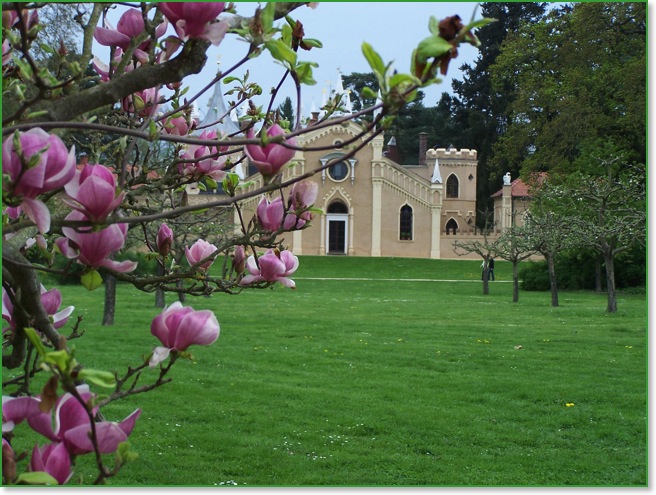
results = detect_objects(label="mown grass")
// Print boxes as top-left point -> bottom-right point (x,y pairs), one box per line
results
5,257 -> 646,486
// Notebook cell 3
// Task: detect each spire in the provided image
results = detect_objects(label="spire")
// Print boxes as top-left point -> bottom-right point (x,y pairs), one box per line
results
373,89 -> 383,126
334,69 -> 352,115
197,78 -> 241,136
431,157 -> 442,184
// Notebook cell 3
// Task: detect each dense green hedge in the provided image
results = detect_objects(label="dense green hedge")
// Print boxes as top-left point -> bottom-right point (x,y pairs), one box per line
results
520,246 -> 646,291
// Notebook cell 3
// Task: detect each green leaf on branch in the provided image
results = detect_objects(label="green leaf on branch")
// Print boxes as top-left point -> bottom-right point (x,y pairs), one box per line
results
38,43 -> 57,57
361,42 -> 386,83
361,86 -> 378,100
265,39 -> 297,66
148,119 -> 158,141
78,368 -> 116,389
464,17 -> 497,32
295,61 -> 317,85
24,327 -> 48,358
260,2 -> 276,32
416,36 -> 453,64
222,173 -> 240,196
43,349 -> 77,374
281,23 -> 292,46
205,177 -> 218,190
116,442 -> 139,465
236,180 -> 256,190
81,269 -> 103,291
302,38 -> 323,49
16,472 -> 59,485
428,15 -> 440,37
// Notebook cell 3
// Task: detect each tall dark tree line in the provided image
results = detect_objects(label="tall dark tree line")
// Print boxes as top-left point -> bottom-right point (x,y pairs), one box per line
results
489,2 -> 646,177
450,2 -> 548,215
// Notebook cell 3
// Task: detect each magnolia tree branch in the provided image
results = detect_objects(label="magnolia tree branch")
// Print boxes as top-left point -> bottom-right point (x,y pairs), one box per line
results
2,245 -> 64,369
20,2 -> 310,125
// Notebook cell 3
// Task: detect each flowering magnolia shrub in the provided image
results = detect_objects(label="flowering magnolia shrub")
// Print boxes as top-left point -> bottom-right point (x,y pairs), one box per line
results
1,1 -> 489,485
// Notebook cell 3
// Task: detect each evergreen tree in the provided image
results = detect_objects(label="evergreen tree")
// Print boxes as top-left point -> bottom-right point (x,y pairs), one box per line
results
488,3 -> 646,176
450,2 -> 548,218
277,96 -> 295,127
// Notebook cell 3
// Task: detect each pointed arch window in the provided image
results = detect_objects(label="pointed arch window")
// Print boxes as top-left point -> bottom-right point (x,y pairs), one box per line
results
445,218 -> 458,235
446,174 -> 459,198
400,204 -> 413,241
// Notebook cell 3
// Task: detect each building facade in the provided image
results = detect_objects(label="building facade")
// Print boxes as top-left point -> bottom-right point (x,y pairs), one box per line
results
236,120 -> 494,259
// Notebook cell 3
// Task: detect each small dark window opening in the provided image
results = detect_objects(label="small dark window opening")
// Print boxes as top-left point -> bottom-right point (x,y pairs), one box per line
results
446,175 -> 459,198
327,200 -> 348,214
446,218 -> 458,235
400,205 -> 413,241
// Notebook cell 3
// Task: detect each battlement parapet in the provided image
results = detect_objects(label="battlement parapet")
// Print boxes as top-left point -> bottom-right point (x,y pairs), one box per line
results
426,148 -> 478,160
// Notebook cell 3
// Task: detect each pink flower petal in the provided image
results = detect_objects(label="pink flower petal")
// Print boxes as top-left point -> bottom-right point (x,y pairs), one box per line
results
93,26 -> 131,49
20,197 -> 50,234
149,346 -> 171,367
202,20 -> 229,46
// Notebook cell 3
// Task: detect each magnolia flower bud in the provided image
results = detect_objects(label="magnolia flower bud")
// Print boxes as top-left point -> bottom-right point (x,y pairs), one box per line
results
156,223 -> 174,257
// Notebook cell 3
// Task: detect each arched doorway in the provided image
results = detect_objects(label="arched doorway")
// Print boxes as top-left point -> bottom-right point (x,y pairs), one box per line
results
326,200 -> 348,254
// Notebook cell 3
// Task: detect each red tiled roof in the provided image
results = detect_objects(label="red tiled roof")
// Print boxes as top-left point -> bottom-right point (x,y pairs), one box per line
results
491,173 -> 546,198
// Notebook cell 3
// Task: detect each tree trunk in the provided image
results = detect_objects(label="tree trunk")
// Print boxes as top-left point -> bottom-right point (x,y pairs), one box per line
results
482,267 -> 490,295
547,254 -> 558,307
604,252 -> 618,313
177,279 -> 186,303
595,254 -> 603,293
102,274 -> 116,326
155,264 -> 166,308
512,260 -> 519,303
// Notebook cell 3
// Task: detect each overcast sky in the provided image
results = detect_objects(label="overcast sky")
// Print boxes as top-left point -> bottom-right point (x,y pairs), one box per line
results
99,2 -> 483,120
207,2 -> 481,117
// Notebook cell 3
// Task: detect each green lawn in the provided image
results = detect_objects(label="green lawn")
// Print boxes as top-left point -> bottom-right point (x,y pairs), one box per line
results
5,257 -> 647,486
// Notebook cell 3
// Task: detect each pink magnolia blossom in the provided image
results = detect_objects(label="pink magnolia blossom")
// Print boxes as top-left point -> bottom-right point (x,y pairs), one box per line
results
240,249 -> 299,288
163,114 -> 195,136
2,10 -> 18,30
63,410 -> 141,455
284,181 -> 319,229
92,49 -> 137,82
29,442 -> 72,485
94,8 -> 167,61
149,302 -> 220,367
2,395 -> 42,433
122,86 -> 160,118
23,233 -> 48,251
185,239 -> 218,272
178,130 -> 227,181
2,38 -> 11,66
244,124 -> 297,177
63,164 -> 125,224
156,223 -> 174,257
159,2 -> 228,45
56,211 -> 137,273
10,386 -> 141,456
2,128 -> 76,233
2,285 -> 74,333
256,196 -> 284,232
